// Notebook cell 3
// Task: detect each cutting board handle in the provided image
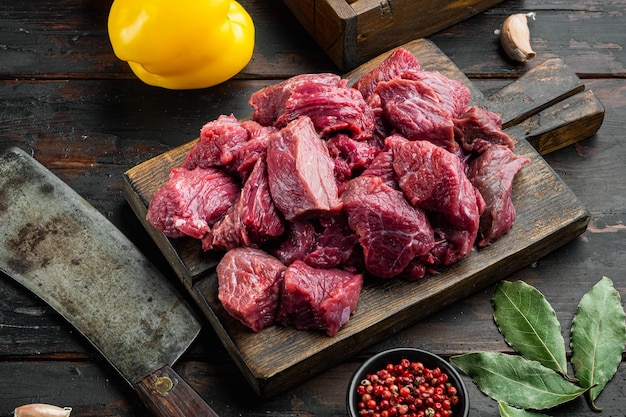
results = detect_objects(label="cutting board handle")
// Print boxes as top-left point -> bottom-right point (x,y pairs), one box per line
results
134,365 -> 219,417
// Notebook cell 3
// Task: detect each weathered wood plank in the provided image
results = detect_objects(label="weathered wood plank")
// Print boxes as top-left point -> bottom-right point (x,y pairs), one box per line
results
0,0 -> 624,79
0,359 -> 624,417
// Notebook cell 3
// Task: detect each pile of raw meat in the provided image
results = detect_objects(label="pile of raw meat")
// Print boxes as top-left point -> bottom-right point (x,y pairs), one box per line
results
147,48 -> 530,336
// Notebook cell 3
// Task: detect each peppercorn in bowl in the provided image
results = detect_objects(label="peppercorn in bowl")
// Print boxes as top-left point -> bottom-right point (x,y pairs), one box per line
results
347,348 -> 469,417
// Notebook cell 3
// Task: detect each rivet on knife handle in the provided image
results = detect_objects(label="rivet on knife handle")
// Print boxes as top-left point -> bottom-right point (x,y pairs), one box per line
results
135,365 -> 219,417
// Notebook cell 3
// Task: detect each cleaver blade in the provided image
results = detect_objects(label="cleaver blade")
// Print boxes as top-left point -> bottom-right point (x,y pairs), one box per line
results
0,147 -> 219,417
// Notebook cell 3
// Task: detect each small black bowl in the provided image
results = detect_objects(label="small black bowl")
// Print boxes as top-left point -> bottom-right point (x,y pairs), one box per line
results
347,348 -> 469,417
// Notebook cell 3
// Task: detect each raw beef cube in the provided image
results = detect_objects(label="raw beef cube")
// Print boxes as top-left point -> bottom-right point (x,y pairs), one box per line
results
217,247 -> 287,332
203,203 -> 240,251
236,159 -> 285,244
360,134 -> 407,189
277,260 -> 363,336
303,214 -> 360,270
146,166 -> 240,239
353,48 -> 421,99
467,145 -> 530,247
342,176 -> 435,279
326,133 -> 382,181
393,139 -> 483,230
375,78 -> 458,152
429,215 -> 482,266
230,121 -> 277,180
392,140 -> 485,263
183,114 -> 250,170
273,220 -> 317,265
205,159 -> 284,251
401,69 -> 471,117
267,116 -> 343,221
366,93 -> 393,146
276,83 -> 375,140
454,106 -> 515,154
249,73 -> 346,126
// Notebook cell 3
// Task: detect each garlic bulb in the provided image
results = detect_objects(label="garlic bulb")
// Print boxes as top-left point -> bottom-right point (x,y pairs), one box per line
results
499,12 -> 537,62
13,404 -> 72,417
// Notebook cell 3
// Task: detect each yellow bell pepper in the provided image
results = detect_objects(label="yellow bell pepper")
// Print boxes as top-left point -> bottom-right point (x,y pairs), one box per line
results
107,0 -> 255,89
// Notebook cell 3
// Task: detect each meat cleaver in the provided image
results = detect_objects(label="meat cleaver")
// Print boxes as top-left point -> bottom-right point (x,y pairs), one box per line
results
0,147 -> 219,417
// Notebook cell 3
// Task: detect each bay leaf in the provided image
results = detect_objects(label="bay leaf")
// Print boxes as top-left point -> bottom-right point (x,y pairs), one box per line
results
498,401 -> 551,417
450,352 -> 586,410
570,276 -> 626,411
492,280 -> 569,378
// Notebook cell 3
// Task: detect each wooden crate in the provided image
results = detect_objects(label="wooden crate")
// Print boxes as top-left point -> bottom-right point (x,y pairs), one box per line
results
282,0 -> 504,70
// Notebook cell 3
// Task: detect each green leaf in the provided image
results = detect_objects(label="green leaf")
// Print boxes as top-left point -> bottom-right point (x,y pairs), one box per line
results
570,276 -> 626,411
492,281 -> 569,378
498,401 -> 552,417
450,352 -> 586,410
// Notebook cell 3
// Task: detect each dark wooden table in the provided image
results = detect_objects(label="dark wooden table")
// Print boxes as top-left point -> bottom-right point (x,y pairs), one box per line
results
1,1 -> 625,416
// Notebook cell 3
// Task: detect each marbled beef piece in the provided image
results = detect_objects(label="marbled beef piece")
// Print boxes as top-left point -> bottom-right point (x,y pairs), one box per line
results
182,114 -> 249,170
392,140 -> 485,264
205,159 -> 285,251
353,48 -> 421,100
249,73 -> 346,126
267,116 -> 343,221
400,69 -> 471,117
146,166 -> 240,239
229,123 -> 278,181
454,106 -> 515,154
277,260 -> 363,336
217,247 -> 287,332
303,214 -> 360,270
342,176 -> 435,279
429,215 -> 482,266
273,220 -> 317,265
275,83 -> 376,141
326,133 -> 382,184
202,203 -> 239,252
467,144 -> 530,247
375,78 -> 458,152
359,134 -> 407,189
366,93 -> 393,146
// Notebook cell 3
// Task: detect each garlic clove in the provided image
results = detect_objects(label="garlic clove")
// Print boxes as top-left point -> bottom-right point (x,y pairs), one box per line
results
13,404 -> 72,417
500,12 -> 536,62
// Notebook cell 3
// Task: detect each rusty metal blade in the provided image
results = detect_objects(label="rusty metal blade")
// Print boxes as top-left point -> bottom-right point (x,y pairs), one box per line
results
0,147 -> 201,384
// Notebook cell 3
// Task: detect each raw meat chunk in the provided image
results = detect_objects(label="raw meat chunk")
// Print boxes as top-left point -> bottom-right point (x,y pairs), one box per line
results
393,140 -> 483,230
182,114 -> 249,170
376,78 -> 457,152
276,83 -> 375,140
217,247 -> 287,332
146,166 -> 240,239
353,48 -> 421,99
277,260 -> 363,336
267,116 -> 343,221
273,220 -> 317,265
205,159 -> 284,251
230,121 -> 277,180
249,73 -> 346,126
303,215 -> 360,270
326,133 -> 382,183
342,176 -> 435,278
454,106 -> 515,154
401,69 -> 471,117
467,145 -> 530,247
392,140 -> 485,264
360,134 -> 407,189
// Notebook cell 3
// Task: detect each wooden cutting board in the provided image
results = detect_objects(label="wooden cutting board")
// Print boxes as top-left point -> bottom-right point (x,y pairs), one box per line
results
123,39 -> 603,398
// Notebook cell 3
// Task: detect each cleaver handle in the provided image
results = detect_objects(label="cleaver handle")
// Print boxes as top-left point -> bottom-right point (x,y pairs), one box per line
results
134,365 -> 219,417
